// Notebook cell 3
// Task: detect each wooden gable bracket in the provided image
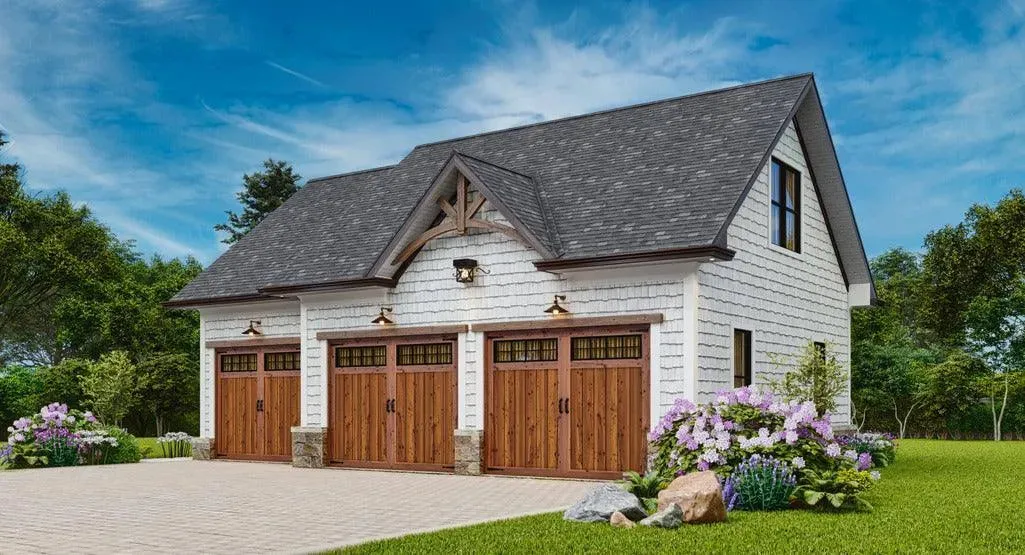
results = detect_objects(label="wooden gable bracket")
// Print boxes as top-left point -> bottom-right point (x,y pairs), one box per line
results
391,173 -> 528,266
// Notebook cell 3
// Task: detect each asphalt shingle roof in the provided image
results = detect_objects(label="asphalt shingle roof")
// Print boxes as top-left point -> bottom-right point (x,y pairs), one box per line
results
171,74 -> 812,304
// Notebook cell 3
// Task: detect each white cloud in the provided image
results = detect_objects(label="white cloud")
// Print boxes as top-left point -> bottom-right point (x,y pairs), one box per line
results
203,7 -> 754,176
0,1 -> 227,262
265,61 -> 326,88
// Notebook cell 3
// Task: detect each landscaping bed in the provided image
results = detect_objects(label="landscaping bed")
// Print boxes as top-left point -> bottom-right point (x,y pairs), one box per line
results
338,440 -> 1025,554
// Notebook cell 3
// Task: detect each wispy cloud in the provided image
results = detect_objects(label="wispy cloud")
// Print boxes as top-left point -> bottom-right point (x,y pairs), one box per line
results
824,0 -> 1025,254
0,1 -> 223,261
202,7 -> 755,175
265,61 -> 326,87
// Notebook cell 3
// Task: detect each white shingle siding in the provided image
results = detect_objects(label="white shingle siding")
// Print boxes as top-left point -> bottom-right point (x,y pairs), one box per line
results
197,303 -> 301,436
301,207 -> 692,428
696,122 -> 851,420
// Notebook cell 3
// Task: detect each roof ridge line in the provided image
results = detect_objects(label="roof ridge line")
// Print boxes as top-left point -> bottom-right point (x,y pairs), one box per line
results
307,164 -> 397,184
414,73 -> 814,150
453,150 -> 535,179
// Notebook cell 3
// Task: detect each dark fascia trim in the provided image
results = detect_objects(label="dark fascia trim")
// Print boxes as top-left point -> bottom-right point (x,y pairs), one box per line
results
317,324 -> 469,341
205,336 -> 302,350
713,75 -> 813,246
534,245 -> 735,272
472,313 -> 663,333
162,294 -> 285,309
801,80 -> 877,304
258,277 -> 397,295
793,119 -> 850,288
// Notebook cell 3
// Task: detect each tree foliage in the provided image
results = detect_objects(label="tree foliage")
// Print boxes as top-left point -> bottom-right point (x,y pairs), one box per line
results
771,342 -> 848,417
214,159 -> 301,244
82,350 -> 139,426
0,145 -> 203,439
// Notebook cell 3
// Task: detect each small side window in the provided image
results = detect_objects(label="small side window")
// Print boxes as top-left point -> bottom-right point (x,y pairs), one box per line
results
813,342 -> 827,361
771,159 -> 801,252
733,329 -> 752,388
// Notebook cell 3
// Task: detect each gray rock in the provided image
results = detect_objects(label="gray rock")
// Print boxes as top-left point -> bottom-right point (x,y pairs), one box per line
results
639,503 -> 683,529
563,483 -> 647,523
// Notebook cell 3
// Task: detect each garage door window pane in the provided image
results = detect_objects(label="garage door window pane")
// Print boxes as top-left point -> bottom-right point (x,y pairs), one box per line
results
571,335 -> 642,360
493,339 -> 558,363
265,352 -> 300,371
335,346 -> 386,368
397,343 -> 453,365
221,353 -> 257,372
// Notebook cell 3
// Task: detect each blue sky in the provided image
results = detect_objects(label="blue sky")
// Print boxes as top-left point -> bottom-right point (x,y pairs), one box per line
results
2,0 -> 1023,264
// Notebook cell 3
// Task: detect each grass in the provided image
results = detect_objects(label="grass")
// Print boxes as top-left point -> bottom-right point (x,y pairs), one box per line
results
339,440 -> 1025,554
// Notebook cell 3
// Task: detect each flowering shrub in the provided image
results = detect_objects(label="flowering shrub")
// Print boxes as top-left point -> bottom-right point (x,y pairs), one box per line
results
649,387 -> 842,477
649,387 -> 884,512
837,432 -> 897,468
722,454 -> 798,511
0,403 -> 132,469
156,431 -> 193,458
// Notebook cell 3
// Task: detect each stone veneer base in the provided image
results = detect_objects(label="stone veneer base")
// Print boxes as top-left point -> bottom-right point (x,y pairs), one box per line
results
453,429 -> 483,475
190,437 -> 216,461
291,426 -> 328,468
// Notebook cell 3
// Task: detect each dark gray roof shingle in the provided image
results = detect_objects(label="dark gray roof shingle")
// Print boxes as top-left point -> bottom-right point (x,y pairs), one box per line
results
171,74 -> 812,304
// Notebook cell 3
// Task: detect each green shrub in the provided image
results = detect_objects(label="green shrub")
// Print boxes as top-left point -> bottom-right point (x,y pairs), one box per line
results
793,467 -> 878,511
620,470 -> 668,513
104,427 -> 141,464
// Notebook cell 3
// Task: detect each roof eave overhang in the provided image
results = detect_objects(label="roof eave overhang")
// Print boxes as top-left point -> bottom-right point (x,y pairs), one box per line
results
163,278 -> 398,309
162,293 -> 290,310
534,245 -> 735,272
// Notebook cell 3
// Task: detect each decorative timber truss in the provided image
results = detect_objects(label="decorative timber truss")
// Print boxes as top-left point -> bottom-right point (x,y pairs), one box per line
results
391,173 -> 529,266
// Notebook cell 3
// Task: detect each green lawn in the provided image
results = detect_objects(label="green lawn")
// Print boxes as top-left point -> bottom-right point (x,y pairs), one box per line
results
339,440 -> 1025,554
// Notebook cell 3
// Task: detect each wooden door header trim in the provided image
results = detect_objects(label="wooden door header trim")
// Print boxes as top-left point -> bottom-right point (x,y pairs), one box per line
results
317,324 -> 469,341
206,336 -> 302,350
471,314 -> 663,333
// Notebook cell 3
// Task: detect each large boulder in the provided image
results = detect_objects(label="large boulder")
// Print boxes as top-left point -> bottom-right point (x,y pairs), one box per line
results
564,483 -> 647,523
656,471 -> 727,524
639,503 -> 683,529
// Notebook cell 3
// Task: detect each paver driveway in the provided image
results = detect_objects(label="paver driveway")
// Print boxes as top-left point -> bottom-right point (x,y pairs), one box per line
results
0,460 -> 594,554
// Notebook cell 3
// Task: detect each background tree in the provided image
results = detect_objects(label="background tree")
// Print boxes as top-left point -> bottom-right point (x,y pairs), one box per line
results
137,352 -> 198,436
82,350 -> 140,427
771,342 -> 848,416
917,351 -> 988,437
214,159 -> 301,244
0,165 -> 123,365
851,341 -> 936,437
922,190 -> 1025,439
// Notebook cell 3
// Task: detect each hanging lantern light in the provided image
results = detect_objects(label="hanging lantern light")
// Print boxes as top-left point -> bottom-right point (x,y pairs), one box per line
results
241,320 -> 262,336
544,295 -> 569,316
371,307 -> 394,325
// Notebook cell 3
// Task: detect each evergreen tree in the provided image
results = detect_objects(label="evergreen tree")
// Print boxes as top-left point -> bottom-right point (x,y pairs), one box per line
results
215,159 -> 302,244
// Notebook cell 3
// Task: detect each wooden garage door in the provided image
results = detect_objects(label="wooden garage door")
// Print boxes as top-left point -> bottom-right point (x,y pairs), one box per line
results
328,336 -> 457,470
485,328 -> 649,479
216,346 -> 301,461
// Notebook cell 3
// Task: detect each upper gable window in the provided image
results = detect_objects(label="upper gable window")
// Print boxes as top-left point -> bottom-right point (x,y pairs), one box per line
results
771,159 -> 801,252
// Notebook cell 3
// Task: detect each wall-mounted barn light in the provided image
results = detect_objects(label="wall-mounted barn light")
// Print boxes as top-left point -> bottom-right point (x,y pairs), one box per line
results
453,258 -> 488,283
241,320 -> 262,336
544,295 -> 570,316
371,307 -> 394,325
